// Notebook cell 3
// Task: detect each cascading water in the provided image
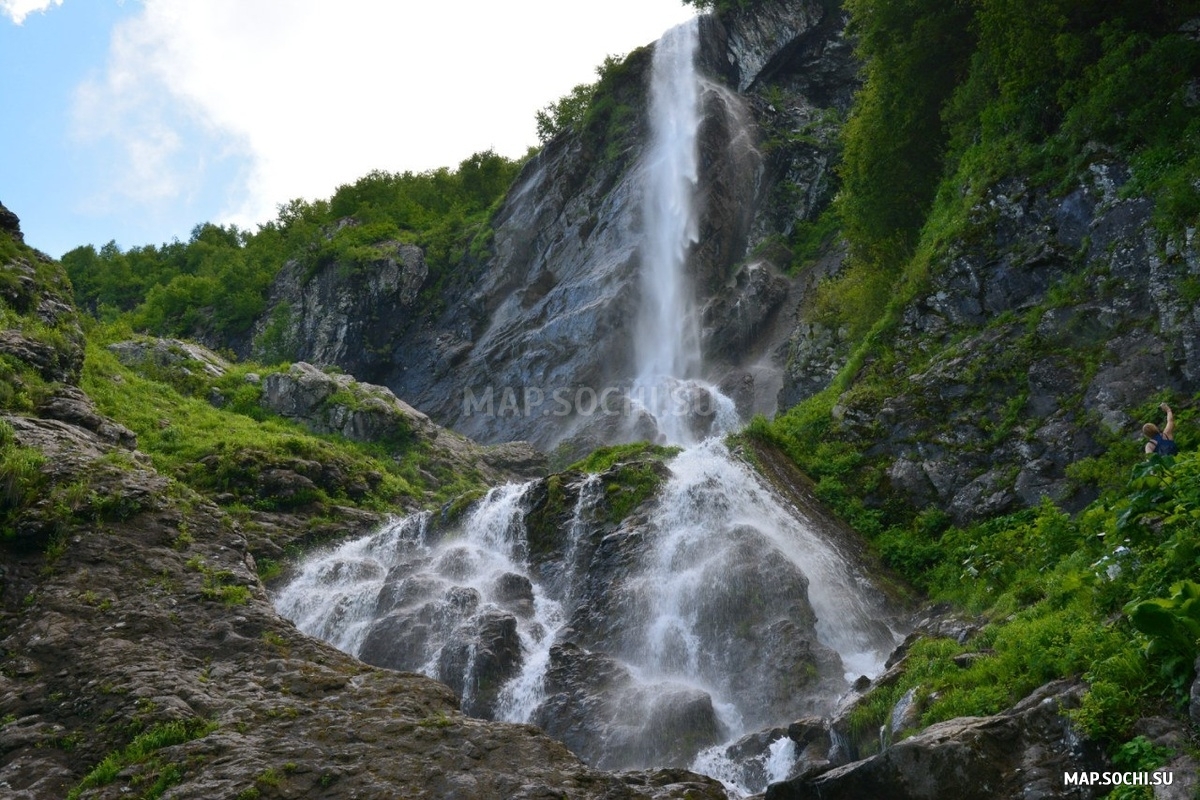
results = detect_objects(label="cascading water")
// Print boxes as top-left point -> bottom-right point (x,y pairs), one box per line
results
637,20 -> 701,389
631,19 -> 739,447
275,17 -> 906,798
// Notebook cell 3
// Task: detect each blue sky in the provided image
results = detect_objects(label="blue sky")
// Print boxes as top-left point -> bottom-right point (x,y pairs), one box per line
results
1,0 -> 695,258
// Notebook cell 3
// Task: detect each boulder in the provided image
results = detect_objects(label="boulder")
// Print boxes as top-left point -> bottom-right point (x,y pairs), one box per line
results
108,337 -> 230,379
767,681 -> 1109,800
534,643 -> 723,771
260,361 -> 426,445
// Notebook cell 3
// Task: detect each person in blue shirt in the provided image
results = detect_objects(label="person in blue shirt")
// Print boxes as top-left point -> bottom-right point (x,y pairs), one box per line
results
1142,403 -> 1178,456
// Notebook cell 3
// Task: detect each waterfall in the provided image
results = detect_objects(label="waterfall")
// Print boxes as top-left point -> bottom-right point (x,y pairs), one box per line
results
632,18 -> 739,447
275,17 -> 907,798
274,483 -> 568,718
637,19 -> 702,387
493,473 -> 602,723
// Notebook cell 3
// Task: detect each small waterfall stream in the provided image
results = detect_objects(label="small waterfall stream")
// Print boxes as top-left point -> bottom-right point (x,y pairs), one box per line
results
275,17 -> 904,797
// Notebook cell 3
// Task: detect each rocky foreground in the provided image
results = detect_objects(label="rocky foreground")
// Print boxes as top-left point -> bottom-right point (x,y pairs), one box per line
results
0,400 -> 728,800
0,203 -> 729,798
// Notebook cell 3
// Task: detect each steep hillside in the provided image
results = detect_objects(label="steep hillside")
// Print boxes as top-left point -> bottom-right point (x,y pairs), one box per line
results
0,206 -> 728,798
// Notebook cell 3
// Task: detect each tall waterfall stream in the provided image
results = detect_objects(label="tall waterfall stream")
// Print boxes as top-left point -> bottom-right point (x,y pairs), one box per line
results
275,20 -> 903,797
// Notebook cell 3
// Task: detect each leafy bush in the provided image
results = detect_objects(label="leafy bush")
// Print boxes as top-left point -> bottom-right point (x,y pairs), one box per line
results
1125,581 -> 1200,698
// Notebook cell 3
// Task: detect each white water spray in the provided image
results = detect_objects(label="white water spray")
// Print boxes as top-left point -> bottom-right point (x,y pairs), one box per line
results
637,19 -> 702,386
631,18 -> 740,446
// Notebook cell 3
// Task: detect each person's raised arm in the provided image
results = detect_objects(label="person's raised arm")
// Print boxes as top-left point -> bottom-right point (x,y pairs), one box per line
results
1162,403 -> 1175,438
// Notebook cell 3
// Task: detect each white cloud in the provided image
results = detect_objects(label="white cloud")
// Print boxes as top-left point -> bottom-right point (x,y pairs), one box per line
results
1,0 -> 63,25
73,0 -> 696,232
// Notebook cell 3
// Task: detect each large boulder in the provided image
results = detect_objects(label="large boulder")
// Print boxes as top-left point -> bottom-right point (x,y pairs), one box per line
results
766,681 -> 1109,800
533,642 -> 724,771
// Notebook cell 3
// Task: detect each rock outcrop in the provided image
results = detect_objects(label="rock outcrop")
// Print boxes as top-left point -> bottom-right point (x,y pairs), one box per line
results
243,239 -> 427,371
767,681 -> 1109,800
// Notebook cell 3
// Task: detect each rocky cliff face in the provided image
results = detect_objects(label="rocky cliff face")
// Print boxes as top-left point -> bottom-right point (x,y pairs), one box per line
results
806,165 -> 1200,523
0,209 -> 731,799
237,0 -> 854,455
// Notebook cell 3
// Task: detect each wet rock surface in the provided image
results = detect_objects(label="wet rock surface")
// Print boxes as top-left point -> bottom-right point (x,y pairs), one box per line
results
0,409 -> 721,800
767,681 -> 1110,800
243,239 -> 428,372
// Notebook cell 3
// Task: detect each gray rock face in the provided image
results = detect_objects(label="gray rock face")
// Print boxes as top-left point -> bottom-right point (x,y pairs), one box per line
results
244,239 -> 427,371
719,0 -> 834,93
222,4 -> 855,455
805,166 -> 1200,523
767,681 -> 1109,800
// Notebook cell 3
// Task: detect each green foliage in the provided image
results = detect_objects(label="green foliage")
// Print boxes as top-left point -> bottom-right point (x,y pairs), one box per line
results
67,718 -> 217,800
838,0 -> 975,267
536,82 -> 596,144
80,324 -> 487,515
784,206 -> 842,276
64,151 -> 522,354
680,0 -> 765,12
563,442 -> 682,524
569,441 -> 681,473
601,462 -> 668,524
1125,580 -> 1200,697
1111,735 -> 1174,771
188,556 -> 252,606
0,427 -> 48,538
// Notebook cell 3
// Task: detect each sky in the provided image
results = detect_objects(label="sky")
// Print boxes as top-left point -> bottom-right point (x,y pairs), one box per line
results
0,0 -> 696,258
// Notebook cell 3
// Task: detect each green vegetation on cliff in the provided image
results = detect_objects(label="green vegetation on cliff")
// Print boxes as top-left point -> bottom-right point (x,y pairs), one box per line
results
62,150 -> 523,350
757,0 -> 1200,763
821,0 -> 1200,322
536,47 -> 652,164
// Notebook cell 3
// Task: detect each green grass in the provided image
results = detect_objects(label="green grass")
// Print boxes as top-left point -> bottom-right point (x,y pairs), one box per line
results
67,718 -> 218,800
568,441 -> 681,473
830,441 -> 1200,758
81,335 -> 425,513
